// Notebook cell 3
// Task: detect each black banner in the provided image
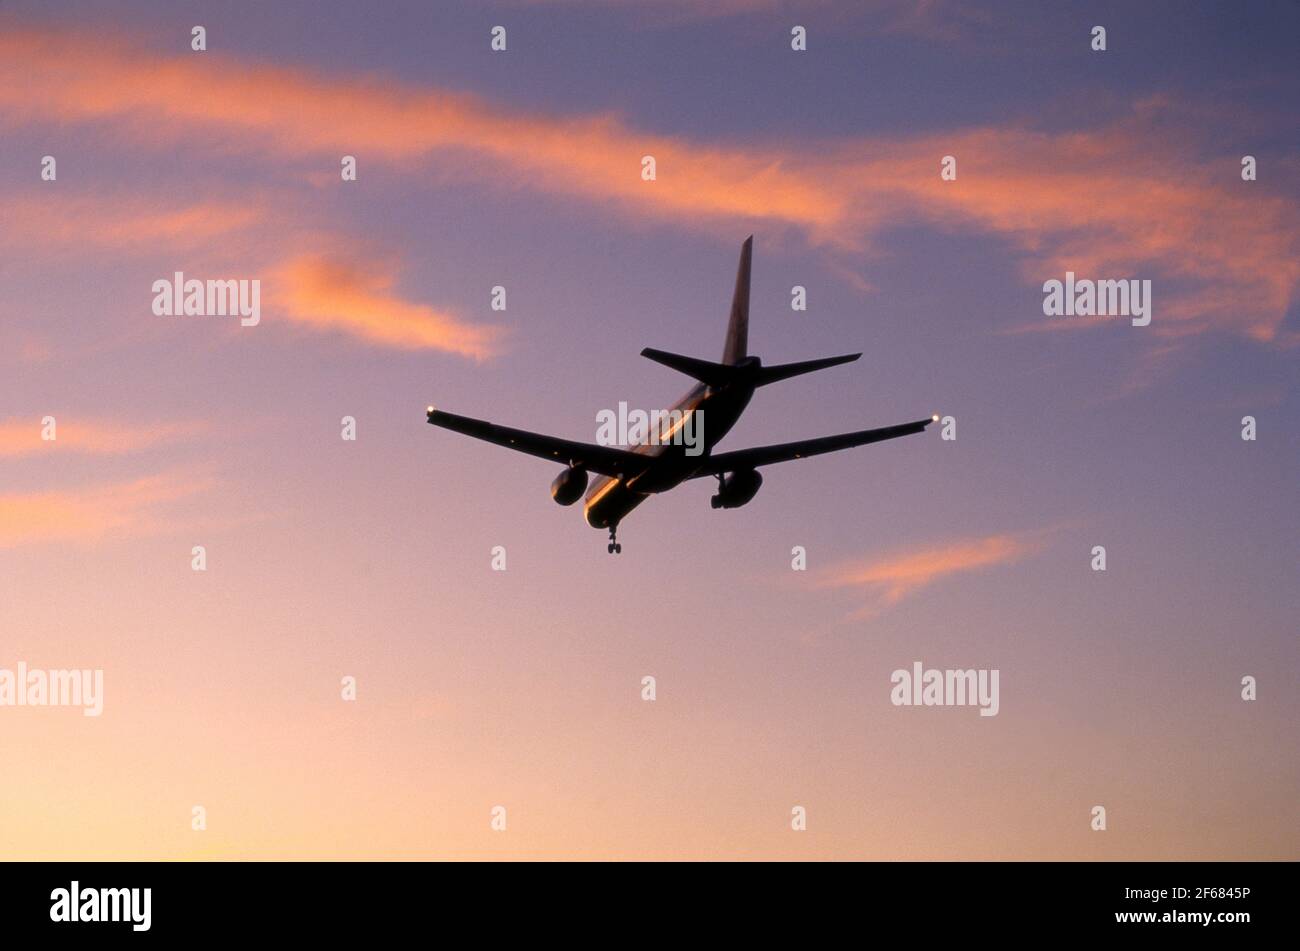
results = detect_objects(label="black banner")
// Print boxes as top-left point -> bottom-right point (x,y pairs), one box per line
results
0,861 -> 1288,939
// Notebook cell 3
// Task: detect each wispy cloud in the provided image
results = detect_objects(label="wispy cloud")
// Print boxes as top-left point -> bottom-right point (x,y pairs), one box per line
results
814,531 -> 1043,615
272,254 -> 504,359
0,193 -> 263,251
3,335 -> 54,365
1,26 -> 1295,349
0,470 -> 214,548
0,417 -> 202,457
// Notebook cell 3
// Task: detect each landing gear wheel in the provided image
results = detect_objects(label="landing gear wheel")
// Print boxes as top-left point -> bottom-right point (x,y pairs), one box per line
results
607,526 -> 622,555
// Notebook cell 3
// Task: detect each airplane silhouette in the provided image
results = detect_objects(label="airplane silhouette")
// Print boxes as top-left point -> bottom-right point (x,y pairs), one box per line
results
426,237 -> 936,553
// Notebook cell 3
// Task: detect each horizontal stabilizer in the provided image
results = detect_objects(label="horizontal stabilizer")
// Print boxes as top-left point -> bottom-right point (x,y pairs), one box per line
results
752,353 -> 860,386
642,348 -> 862,388
640,348 -> 737,387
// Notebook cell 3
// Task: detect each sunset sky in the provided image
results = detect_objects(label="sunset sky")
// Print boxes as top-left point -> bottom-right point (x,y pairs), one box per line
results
1,0 -> 1296,860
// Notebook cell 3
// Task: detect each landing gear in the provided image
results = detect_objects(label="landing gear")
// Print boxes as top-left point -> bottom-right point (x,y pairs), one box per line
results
606,525 -> 622,554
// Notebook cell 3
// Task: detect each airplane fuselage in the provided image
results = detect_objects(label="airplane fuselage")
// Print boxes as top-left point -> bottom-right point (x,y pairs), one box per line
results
424,236 -> 932,554
583,379 -> 754,529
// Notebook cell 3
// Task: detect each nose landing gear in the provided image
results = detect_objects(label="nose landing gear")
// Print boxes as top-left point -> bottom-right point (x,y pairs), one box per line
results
606,524 -> 622,554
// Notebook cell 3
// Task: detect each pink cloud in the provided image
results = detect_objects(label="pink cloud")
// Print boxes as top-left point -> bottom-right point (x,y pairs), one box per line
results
0,417 -> 202,457
814,531 -> 1043,615
1,26 -> 1294,349
0,470 -> 215,548
271,254 -> 505,359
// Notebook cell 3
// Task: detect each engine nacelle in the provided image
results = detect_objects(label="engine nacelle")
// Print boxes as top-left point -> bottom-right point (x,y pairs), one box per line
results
711,469 -> 762,509
550,466 -> 589,505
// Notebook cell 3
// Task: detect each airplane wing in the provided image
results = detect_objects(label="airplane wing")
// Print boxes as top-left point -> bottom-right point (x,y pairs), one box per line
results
692,417 -> 935,476
426,407 -> 653,478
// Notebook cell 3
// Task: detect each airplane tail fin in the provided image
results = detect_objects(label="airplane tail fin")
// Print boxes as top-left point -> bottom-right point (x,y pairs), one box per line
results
643,236 -> 859,389
721,236 -> 752,365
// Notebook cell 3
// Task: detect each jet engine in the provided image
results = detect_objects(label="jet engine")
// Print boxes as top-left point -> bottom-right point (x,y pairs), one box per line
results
550,466 -> 589,505
710,469 -> 762,509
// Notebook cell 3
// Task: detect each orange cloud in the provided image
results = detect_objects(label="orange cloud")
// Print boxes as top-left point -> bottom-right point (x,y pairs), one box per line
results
3,335 -> 53,365
887,116 -> 1300,344
0,26 -> 1295,347
0,417 -> 201,457
0,25 -> 846,237
271,255 -> 504,358
815,532 -> 1041,613
0,193 -> 262,250
0,471 -> 213,548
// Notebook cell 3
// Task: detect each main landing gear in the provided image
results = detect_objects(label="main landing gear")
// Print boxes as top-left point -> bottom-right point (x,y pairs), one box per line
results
607,525 -> 622,555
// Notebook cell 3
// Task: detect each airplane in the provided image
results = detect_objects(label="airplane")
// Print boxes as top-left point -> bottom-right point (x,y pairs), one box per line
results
425,236 -> 937,553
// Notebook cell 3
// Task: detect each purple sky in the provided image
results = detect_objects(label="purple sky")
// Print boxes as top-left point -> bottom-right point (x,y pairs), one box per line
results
0,0 -> 1296,859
